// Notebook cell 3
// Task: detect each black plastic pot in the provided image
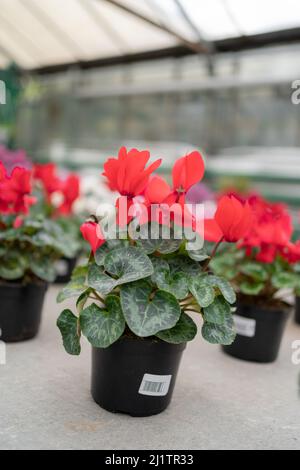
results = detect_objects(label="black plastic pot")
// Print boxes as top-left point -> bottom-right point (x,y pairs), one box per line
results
0,282 -> 47,342
54,257 -> 77,284
91,336 -> 186,417
295,297 -> 300,325
222,301 -> 290,363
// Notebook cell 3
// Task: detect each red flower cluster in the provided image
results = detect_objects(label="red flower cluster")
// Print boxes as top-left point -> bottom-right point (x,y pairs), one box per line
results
242,196 -> 299,263
34,163 -> 80,216
103,147 -> 206,227
83,146 -> 254,253
0,162 -> 36,215
204,195 -> 253,243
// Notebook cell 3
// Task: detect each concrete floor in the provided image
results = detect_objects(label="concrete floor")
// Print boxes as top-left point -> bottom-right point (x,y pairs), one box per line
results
1,286 -> 300,450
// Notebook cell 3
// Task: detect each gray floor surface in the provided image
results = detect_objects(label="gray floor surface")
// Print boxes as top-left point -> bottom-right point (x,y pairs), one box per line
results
1,286 -> 300,450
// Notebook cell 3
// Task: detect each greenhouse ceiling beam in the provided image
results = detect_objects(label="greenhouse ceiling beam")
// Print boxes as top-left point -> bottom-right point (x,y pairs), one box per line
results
100,0 -> 209,54
173,0 -> 215,53
31,27 -> 300,75
173,0 -> 215,74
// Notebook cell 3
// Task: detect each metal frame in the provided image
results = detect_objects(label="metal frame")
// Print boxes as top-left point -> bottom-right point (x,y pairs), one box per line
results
101,0 -> 209,54
31,27 -> 300,75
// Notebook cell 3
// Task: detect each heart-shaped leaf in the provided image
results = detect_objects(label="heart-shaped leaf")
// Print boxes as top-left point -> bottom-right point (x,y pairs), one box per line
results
95,239 -> 129,266
202,313 -> 236,345
57,309 -> 81,355
120,280 -> 181,337
189,275 -> 215,308
0,252 -> 27,280
87,264 -> 116,295
241,262 -> 269,282
88,247 -> 154,295
80,296 -> 125,348
203,296 -> 231,324
151,257 -> 189,299
168,256 -> 201,277
156,313 -> 197,344
207,275 -> 236,304
239,281 -> 264,296
105,246 -> 154,284
271,272 -> 299,289
187,247 -> 209,262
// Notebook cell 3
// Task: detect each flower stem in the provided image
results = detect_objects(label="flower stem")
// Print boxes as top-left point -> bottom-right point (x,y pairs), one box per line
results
203,236 -> 225,271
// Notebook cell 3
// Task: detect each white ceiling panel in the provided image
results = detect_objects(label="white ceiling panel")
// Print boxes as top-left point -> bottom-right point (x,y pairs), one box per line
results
0,0 -> 298,70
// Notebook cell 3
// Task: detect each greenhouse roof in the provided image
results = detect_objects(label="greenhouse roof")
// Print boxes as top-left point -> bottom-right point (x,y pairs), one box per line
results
0,0 -> 300,70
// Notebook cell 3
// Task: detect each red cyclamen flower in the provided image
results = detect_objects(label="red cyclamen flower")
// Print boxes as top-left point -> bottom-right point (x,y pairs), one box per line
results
56,174 -> 80,215
34,163 -> 61,198
80,221 -> 105,253
0,165 -> 36,214
144,151 -> 205,227
204,195 -> 253,243
242,196 -> 293,263
103,147 -> 161,198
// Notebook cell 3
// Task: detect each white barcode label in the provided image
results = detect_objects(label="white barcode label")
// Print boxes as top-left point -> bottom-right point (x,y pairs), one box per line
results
138,373 -> 172,396
55,260 -> 68,276
233,314 -> 256,338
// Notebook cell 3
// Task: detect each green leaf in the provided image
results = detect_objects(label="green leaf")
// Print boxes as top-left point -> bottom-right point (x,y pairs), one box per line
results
80,296 -> 125,348
76,288 -> 92,313
189,275 -> 215,308
207,275 -> 236,304
136,223 -> 182,255
240,262 -> 268,282
57,309 -> 81,355
240,281 -> 264,295
57,265 -> 88,303
87,264 -> 116,295
210,251 -> 239,278
151,258 -> 189,299
168,256 -> 201,277
156,313 -> 197,344
0,253 -> 27,280
271,272 -> 299,290
30,255 -> 57,282
102,246 -> 153,287
202,314 -> 236,345
203,296 -> 231,324
187,248 -> 209,262
120,280 -> 181,337
95,240 -> 129,266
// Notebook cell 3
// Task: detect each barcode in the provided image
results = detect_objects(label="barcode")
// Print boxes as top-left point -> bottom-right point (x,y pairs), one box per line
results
233,314 -> 256,338
142,381 -> 165,394
138,373 -> 172,396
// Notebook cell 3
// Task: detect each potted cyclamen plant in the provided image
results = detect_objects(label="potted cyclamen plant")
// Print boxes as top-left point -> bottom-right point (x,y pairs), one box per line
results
0,162 -> 76,342
56,147 -> 252,417
33,163 -> 82,283
209,195 -> 300,363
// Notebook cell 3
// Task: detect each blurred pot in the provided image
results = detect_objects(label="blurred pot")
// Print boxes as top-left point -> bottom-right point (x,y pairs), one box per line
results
0,282 -> 47,342
222,300 -> 290,363
295,296 -> 300,325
